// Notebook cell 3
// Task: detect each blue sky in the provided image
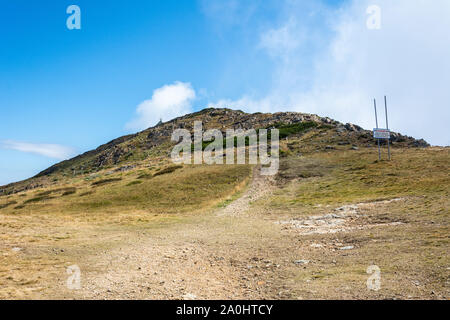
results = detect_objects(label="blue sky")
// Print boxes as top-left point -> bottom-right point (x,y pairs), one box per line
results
1,0 -> 449,185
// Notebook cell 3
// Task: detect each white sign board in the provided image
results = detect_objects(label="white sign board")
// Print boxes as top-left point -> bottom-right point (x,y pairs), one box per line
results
373,128 -> 390,139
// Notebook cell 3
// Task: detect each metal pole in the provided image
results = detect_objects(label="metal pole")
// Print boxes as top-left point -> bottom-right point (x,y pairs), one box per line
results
384,96 -> 391,160
374,99 -> 379,128
374,99 -> 381,160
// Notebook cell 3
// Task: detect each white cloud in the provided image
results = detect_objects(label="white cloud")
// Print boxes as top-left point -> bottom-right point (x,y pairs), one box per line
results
1,140 -> 75,160
200,0 -> 258,28
208,0 -> 450,146
127,81 -> 196,131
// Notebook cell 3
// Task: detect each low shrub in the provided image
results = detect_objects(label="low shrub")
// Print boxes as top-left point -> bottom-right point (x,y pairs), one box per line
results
61,187 -> 77,196
24,195 -> 53,204
79,191 -> 95,197
126,180 -> 143,186
91,178 -> 122,186
153,165 -> 183,177
137,173 -> 153,179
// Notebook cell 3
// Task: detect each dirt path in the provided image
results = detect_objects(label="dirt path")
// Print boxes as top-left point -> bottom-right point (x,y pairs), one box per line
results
56,166 -> 284,300
218,166 -> 276,216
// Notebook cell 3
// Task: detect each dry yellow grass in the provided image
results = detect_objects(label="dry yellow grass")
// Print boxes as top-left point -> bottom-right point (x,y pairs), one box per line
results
0,163 -> 251,299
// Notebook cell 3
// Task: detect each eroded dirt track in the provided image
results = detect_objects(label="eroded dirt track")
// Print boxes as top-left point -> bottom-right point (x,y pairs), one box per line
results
219,166 -> 276,217
63,166 -> 283,299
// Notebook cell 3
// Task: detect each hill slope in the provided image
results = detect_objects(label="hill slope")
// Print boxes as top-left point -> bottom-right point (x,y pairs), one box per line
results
0,108 -> 428,195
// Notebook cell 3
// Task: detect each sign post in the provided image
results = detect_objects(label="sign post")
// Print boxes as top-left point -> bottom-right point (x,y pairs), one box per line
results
373,97 -> 391,161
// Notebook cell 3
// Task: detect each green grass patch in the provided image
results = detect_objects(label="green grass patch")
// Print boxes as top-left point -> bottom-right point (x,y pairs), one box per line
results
192,121 -> 319,152
274,121 -> 318,139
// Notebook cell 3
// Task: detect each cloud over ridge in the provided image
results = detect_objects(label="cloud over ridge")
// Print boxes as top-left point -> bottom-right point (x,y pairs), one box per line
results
127,81 -> 196,131
1,140 -> 75,160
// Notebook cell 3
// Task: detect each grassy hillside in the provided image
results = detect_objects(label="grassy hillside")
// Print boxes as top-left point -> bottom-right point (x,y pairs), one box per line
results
0,164 -> 250,216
